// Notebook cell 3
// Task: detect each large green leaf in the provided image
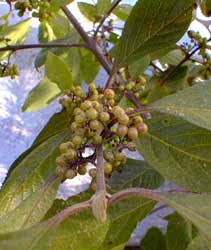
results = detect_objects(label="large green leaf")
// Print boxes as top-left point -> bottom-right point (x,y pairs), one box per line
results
78,2 -> 98,22
113,4 -> 132,21
22,77 -> 61,112
45,192 -> 155,250
108,159 -> 164,192
140,227 -> 166,250
163,193 -> 211,240
128,55 -> 150,78
0,197 -> 155,250
45,52 -> 73,91
96,0 -> 111,16
165,213 -> 192,250
136,113 -> 211,192
186,236 -> 211,250
100,198 -> 155,250
0,176 -> 60,233
150,82 -> 211,131
0,130 -> 70,221
114,0 -> 193,67
0,18 -> 31,60
52,0 -> 74,7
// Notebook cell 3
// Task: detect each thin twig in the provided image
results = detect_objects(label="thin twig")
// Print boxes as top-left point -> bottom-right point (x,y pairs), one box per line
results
0,43 -> 89,52
96,145 -> 106,192
94,0 -> 122,38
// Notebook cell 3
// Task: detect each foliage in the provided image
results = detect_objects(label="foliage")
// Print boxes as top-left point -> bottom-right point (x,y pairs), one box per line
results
1,0 -> 211,249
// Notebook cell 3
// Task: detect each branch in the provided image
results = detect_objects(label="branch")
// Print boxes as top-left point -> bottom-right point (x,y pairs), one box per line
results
109,188 -> 165,204
0,43 -> 88,53
96,145 -> 106,192
94,0 -> 123,38
62,6 -> 145,112
159,45 -> 201,86
62,6 -> 113,75
53,199 -> 92,225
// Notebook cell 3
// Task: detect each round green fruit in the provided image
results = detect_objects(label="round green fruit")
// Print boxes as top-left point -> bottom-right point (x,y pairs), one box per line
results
65,169 -> 77,179
104,162 -> 113,174
72,135 -> 83,146
64,149 -> 77,160
128,127 -> 139,140
56,156 -> 67,167
99,112 -> 110,122
89,168 -> 97,178
89,120 -> 101,130
104,88 -> 115,99
117,124 -> 128,137
56,166 -> 66,177
86,108 -> 98,120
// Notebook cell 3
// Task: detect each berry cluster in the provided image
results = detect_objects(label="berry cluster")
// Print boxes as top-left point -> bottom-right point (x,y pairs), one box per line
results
187,30 -> 211,80
12,0 -> 53,21
56,83 -> 148,185
0,63 -> 18,79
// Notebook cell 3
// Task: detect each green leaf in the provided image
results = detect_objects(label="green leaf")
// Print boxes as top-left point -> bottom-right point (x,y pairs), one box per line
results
136,113 -> 211,192
22,77 -> 61,112
146,84 -> 169,104
199,0 -> 211,17
128,55 -> 150,78
96,0 -> 111,16
114,0 -> 193,67
0,176 -> 60,233
78,48 -> 100,83
160,49 -> 190,66
100,198 -> 156,250
0,18 -> 31,60
162,66 -> 188,93
78,2 -> 98,22
35,32 -> 80,68
108,159 -> 164,192
150,81 -> 211,131
165,213 -> 192,250
51,0 -> 74,7
141,227 -> 166,250
113,4 -> 132,21
186,236 -> 211,250
163,193 -> 211,240
45,193 -> 155,250
0,130 -> 70,220
45,52 -> 73,91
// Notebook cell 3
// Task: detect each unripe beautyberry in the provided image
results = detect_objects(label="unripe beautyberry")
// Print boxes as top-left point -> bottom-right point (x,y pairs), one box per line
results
104,88 -> 115,99
128,127 -> 139,140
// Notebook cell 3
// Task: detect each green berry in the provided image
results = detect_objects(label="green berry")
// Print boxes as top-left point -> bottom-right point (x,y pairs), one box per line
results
93,134 -> 103,144
86,108 -> 98,120
89,120 -> 101,130
133,116 -> 143,125
104,88 -> 115,99
103,150 -> 114,162
88,83 -> 96,92
73,107 -> 82,115
137,123 -> 148,134
127,142 -> 136,151
118,114 -> 129,125
112,106 -> 125,118
64,149 -> 77,160
59,142 -> 74,153
81,100 -> 92,110
78,164 -> 87,175
104,162 -> 113,174
117,124 -> 128,137
75,112 -> 86,124
56,156 -> 67,167
89,168 -> 97,178
108,99 -> 115,107
128,127 -> 139,140
65,169 -> 77,179
72,135 -> 83,146
71,122 -> 78,131
99,112 -> 110,122
90,182 -> 97,191
56,166 -> 66,177
115,151 -> 126,162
